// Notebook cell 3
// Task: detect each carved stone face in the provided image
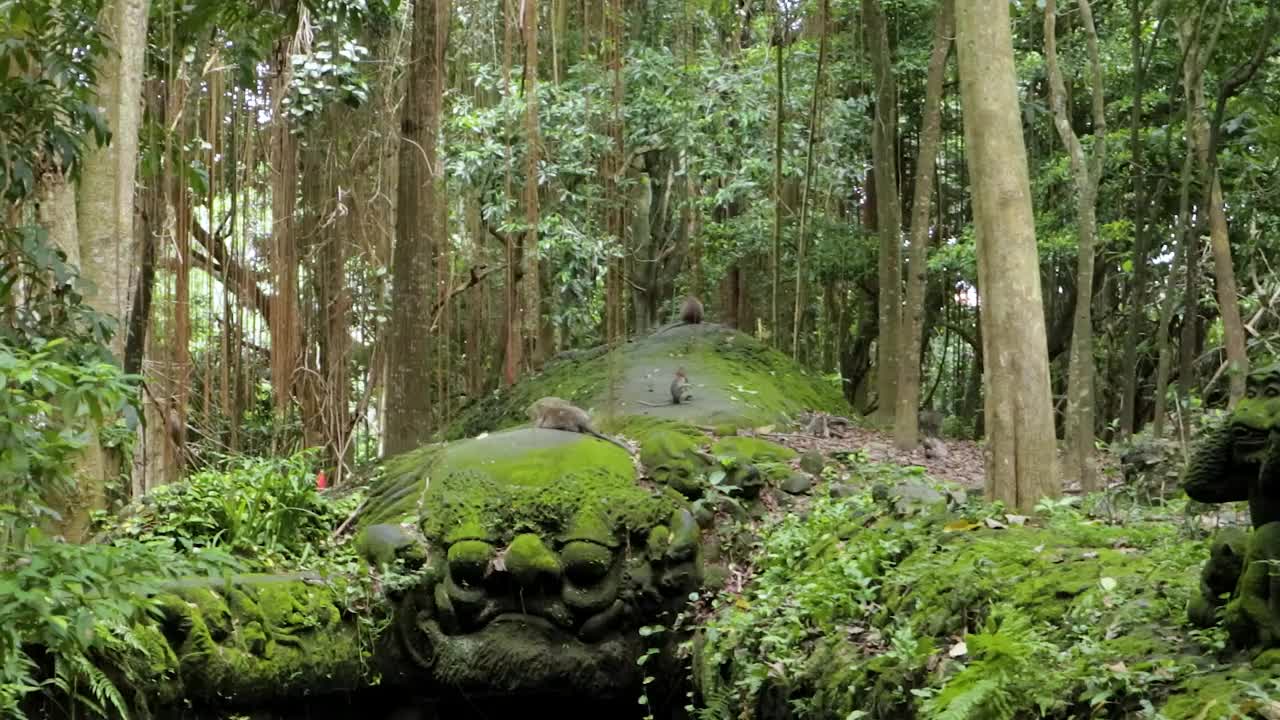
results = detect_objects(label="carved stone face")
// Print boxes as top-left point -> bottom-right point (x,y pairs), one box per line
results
1229,365 -> 1280,459
360,428 -> 703,697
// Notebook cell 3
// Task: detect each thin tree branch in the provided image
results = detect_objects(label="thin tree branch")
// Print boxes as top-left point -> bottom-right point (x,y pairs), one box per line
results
428,264 -> 504,332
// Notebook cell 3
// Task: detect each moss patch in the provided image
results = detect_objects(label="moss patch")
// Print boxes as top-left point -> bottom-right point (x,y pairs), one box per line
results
710,436 -> 797,465
360,427 -> 685,547
144,575 -> 376,708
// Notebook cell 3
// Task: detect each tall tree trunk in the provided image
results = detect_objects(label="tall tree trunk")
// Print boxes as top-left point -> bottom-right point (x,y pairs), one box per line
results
894,0 -> 952,450
319,151 -> 351,482
770,8 -> 785,346
385,0 -> 446,455
54,0 -> 150,540
502,0 -> 524,382
956,0 -> 1060,511
77,0 -> 150,357
864,0 -> 901,423
1204,175 -> 1247,404
1156,100 -> 1199,439
269,37 -> 301,422
1045,0 -> 1105,492
603,0 -> 626,347
1176,17 -> 1209,430
1119,0 -> 1152,437
1185,57 -> 1248,406
171,139 -> 191,476
1152,214 -> 1187,439
525,0 -> 549,366
791,0 -> 828,360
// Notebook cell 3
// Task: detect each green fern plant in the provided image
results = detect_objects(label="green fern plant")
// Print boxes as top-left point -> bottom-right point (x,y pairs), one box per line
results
921,604 -> 1063,720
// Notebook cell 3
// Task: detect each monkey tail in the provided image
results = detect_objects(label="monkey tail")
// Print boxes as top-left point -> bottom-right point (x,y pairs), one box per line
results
589,430 -> 633,454
636,400 -> 672,407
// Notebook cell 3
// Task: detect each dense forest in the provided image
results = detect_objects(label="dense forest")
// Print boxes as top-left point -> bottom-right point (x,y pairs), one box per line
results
3,0 -> 1280,717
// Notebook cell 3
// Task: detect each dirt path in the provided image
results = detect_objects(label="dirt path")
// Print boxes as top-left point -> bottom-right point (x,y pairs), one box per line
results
755,422 -> 988,490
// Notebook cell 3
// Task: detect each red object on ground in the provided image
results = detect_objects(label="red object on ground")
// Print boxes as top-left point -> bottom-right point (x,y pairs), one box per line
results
316,470 -> 328,490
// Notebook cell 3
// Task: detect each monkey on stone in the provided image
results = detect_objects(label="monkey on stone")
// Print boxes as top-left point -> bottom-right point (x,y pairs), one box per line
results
680,296 -> 704,324
639,368 -> 693,406
527,397 -> 633,453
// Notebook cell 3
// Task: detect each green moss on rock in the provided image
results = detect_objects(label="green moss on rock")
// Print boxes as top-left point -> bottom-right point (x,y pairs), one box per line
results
361,427 -> 684,548
446,325 -> 850,439
711,436 -> 797,465
140,575 -> 376,708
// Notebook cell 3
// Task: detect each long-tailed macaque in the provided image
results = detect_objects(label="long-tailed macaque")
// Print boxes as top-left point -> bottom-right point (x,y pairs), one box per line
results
527,397 -> 632,452
639,369 -> 692,406
680,296 -> 704,324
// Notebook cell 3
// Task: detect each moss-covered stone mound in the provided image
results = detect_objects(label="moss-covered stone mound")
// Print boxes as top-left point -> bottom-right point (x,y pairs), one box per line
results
447,323 -> 849,439
95,323 -> 848,715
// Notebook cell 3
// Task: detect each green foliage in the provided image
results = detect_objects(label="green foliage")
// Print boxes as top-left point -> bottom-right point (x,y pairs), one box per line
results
0,532 -> 239,718
286,39 -> 372,126
697,470 -> 912,711
921,605 -> 1063,720
0,228 -> 139,544
105,451 -> 347,566
0,0 -> 109,200
695,453 -> 1249,718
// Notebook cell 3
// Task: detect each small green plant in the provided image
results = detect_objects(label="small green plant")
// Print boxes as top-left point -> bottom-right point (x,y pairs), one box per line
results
637,624 -> 666,720
921,605 -> 1064,720
104,450 -> 339,565
0,531 -> 239,717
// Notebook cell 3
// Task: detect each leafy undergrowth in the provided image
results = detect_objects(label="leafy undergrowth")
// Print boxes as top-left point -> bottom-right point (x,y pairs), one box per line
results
102,451 -> 362,568
3,453 -> 381,718
692,459 -> 1279,720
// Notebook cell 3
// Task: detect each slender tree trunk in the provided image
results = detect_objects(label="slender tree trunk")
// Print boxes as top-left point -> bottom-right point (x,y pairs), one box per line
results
1152,212 -> 1187,439
956,0 -> 1060,511
322,168 -> 351,482
604,0 -> 626,347
791,0 -> 828,360
525,0 -> 548,367
1045,0 -> 1105,492
1119,0 -> 1151,437
1176,18 -> 1207,430
385,0 -> 445,455
770,8 -> 785,346
269,37 -> 301,423
502,0 -> 522,383
894,0 -> 952,450
1205,175 -> 1247,404
1185,66 -> 1248,406
864,0 -> 901,423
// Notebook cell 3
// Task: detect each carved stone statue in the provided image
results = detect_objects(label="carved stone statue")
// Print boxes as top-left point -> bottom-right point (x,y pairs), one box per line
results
1184,363 -> 1280,651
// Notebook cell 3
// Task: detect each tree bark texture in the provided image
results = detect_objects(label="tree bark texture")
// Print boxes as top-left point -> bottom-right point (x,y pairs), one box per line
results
385,0 -> 445,455
1044,0 -> 1105,492
956,0 -> 1060,511
894,0 -> 952,450
863,0 -> 901,423
53,0 -> 150,540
